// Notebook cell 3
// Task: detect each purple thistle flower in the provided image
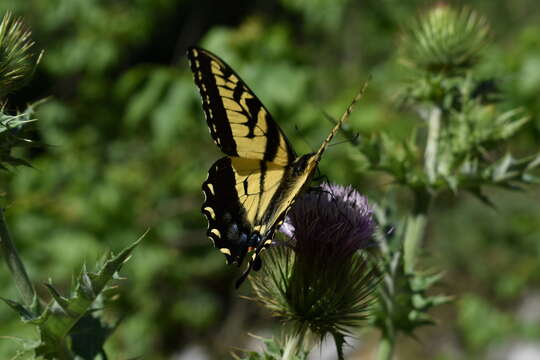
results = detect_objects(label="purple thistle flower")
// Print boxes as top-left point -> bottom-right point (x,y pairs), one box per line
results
281,182 -> 375,261
250,183 -> 379,358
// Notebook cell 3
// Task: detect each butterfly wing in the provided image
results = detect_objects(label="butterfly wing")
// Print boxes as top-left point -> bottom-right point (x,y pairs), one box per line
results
188,47 -> 302,281
202,157 -> 295,263
187,47 -> 296,165
202,155 -> 318,288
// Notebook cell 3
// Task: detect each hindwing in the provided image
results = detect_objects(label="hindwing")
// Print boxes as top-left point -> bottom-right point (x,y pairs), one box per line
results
202,157 -> 291,264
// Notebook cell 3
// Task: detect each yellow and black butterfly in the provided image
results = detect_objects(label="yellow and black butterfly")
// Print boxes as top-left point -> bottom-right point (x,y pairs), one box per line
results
187,47 -> 365,287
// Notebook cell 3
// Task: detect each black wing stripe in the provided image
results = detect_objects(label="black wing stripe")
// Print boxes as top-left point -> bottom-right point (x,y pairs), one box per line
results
256,160 -> 267,221
189,49 -> 239,156
240,96 -> 279,162
261,109 -> 281,162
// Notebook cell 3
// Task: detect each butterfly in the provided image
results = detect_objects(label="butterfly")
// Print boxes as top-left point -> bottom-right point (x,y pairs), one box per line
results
187,46 -> 366,287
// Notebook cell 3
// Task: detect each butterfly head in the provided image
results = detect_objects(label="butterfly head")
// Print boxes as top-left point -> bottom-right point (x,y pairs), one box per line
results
291,153 -> 319,177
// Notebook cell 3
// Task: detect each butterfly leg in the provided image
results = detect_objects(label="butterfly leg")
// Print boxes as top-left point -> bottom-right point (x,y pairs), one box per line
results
235,254 -> 257,288
235,233 -> 267,288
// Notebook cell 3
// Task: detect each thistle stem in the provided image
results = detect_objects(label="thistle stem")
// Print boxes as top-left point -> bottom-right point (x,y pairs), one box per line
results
424,106 -> 441,184
403,211 -> 428,274
377,188 -> 431,359
376,335 -> 394,360
375,226 -> 398,360
376,258 -> 398,360
0,207 -> 36,308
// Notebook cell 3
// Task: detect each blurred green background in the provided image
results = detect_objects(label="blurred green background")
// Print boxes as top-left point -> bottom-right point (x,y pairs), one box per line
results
1,0 -> 539,359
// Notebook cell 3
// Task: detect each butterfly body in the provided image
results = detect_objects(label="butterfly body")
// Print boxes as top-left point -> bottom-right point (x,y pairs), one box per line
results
188,46 -> 363,286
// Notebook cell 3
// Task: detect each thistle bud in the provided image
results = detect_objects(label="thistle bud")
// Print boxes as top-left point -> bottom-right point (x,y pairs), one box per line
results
0,12 -> 41,98
400,5 -> 489,74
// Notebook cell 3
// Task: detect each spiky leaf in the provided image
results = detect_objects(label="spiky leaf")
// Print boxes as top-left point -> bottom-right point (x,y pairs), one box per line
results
2,236 -> 143,359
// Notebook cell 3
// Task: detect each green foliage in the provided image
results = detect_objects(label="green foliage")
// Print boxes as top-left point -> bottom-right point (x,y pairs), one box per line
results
279,0 -> 349,32
0,1 -> 539,359
457,294 -> 515,352
356,59 -> 539,198
433,189 -> 540,300
356,4 -> 540,359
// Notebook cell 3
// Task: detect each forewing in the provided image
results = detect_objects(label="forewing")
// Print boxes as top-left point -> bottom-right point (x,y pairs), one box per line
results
188,47 -> 296,165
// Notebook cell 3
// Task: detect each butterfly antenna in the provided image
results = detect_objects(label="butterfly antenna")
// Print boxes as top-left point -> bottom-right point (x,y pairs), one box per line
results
328,135 -> 360,148
321,111 -> 361,147
315,78 -> 370,159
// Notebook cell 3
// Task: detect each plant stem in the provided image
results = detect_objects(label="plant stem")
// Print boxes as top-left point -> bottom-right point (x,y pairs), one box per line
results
425,106 -> 441,184
376,334 -> 394,360
404,188 -> 431,273
375,217 -> 399,360
376,257 -> 398,360
403,211 -> 428,274
0,207 -> 36,308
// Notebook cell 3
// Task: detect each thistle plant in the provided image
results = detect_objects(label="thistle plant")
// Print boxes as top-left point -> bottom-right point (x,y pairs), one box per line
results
0,13 -> 42,315
0,11 -> 41,170
0,12 -> 143,359
345,4 -> 540,359
247,183 -> 379,360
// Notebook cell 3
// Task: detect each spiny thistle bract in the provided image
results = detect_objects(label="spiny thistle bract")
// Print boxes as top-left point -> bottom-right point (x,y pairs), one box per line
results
250,183 -> 379,357
400,4 -> 489,74
0,12 -> 41,98
0,104 -> 37,169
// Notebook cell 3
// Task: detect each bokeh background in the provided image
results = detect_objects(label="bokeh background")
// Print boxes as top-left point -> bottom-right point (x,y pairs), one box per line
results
1,0 -> 540,359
